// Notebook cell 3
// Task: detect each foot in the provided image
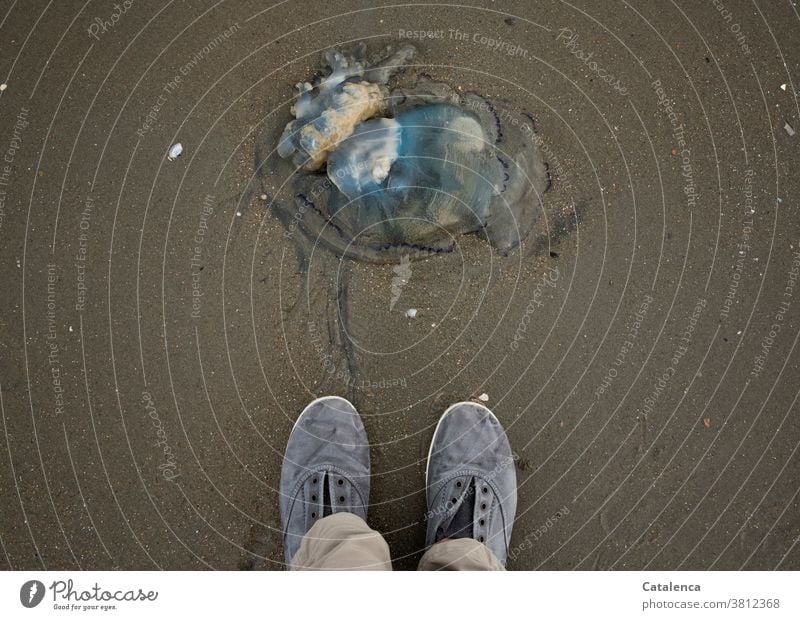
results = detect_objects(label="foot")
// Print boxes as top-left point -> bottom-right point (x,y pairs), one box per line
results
425,401 -> 517,565
280,396 -> 370,566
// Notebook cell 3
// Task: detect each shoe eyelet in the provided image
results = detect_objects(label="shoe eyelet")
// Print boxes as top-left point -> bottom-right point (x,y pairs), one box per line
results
456,480 -> 462,488
312,478 -> 317,484
481,503 -> 487,510
451,498 -> 457,504
339,496 -> 345,503
478,535 -> 484,543
311,495 -> 317,501
311,512 -> 316,518
337,479 -> 344,486
479,518 -> 485,526
482,486 -> 488,494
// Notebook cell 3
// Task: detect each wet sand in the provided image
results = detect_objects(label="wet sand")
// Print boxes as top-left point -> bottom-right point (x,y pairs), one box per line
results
0,0 -> 798,570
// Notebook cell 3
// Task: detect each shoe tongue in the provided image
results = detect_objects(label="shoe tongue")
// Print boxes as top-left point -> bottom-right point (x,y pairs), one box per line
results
443,477 -> 476,540
322,472 -> 333,517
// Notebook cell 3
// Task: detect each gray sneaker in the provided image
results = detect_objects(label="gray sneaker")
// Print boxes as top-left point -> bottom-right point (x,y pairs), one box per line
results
279,396 -> 370,567
425,401 -> 517,565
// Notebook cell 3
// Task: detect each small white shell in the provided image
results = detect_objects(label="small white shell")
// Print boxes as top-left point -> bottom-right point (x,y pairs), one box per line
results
478,393 -> 489,402
0,84 -> 7,92
405,308 -> 417,318
167,143 -> 183,160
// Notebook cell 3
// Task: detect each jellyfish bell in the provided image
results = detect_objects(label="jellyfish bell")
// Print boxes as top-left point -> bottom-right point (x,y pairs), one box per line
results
263,43 -> 549,263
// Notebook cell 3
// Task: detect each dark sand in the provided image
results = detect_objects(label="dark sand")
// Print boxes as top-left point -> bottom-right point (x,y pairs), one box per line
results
0,0 -> 797,570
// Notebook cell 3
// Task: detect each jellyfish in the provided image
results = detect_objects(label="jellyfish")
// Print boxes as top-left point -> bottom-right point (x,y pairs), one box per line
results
258,42 -> 549,262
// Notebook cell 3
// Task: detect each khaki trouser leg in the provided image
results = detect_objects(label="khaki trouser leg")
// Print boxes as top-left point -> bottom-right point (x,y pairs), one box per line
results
291,512 -> 504,571
290,512 -> 392,570
417,538 -> 505,571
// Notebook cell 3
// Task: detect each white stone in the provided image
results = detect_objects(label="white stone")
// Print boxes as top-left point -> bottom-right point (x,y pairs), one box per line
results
167,143 -> 183,160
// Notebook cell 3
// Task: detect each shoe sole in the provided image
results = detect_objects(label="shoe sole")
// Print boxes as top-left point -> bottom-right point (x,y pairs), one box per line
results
425,400 -> 503,500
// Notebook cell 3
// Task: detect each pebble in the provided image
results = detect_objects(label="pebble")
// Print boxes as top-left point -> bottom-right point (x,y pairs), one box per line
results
478,393 -> 489,402
405,308 -> 417,318
167,143 -> 183,160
